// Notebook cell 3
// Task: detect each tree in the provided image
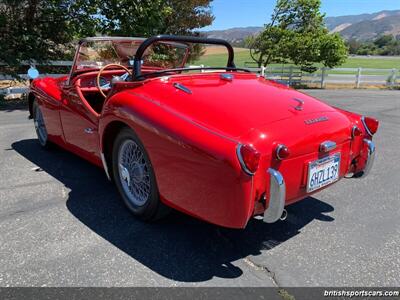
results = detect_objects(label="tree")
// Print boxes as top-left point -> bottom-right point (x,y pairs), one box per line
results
97,0 -> 213,36
348,35 -> 400,56
248,0 -> 348,71
0,0 -> 99,75
97,0 -> 214,61
0,0 -> 214,77
347,39 -> 361,54
374,35 -> 394,48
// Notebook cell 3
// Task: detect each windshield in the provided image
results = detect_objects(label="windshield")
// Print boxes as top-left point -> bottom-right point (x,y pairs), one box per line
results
73,38 -> 189,73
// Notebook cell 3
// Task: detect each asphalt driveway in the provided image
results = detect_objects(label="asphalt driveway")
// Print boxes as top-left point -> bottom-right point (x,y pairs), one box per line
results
0,89 -> 399,287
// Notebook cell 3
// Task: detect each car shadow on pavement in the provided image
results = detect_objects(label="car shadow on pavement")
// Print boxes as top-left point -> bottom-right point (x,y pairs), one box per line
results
12,139 -> 335,283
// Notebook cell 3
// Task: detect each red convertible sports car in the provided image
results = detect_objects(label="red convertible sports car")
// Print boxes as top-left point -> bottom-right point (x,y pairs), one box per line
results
28,35 -> 379,228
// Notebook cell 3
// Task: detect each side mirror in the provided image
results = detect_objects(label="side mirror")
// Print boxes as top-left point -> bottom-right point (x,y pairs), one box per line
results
27,66 -> 39,79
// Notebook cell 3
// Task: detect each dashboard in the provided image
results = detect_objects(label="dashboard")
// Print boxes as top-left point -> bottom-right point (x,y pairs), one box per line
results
80,76 -> 111,88
76,70 -> 131,92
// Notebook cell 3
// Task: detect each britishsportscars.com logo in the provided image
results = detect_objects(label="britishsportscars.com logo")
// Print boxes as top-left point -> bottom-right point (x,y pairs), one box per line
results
324,289 -> 399,298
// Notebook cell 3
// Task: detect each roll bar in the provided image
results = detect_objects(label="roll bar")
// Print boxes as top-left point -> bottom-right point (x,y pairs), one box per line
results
133,35 -> 236,80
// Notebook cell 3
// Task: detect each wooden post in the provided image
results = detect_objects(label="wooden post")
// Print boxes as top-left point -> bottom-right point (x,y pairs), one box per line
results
356,67 -> 362,88
320,67 -> 326,89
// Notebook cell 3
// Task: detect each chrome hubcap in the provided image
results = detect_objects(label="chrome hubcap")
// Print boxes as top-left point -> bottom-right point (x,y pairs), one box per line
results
34,105 -> 47,144
120,165 -> 131,186
118,139 -> 151,206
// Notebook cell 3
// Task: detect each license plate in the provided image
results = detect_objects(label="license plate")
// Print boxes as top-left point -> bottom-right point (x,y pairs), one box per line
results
307,153 -> 340,192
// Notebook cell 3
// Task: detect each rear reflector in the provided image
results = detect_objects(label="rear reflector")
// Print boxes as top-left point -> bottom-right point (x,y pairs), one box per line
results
276,144 -> 290,160
236,144 -> 260,175
362,116 -> 379,136
352,126 -> 363,138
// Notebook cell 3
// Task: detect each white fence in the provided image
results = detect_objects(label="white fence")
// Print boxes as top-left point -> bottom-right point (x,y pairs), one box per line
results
252,66 -> 399,88
0,60 -> 72,95
1,61 -> 399,96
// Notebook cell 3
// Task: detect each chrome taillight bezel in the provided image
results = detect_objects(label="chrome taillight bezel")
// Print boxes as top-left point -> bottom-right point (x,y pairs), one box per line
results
236,143 -> 260,176
361,116 -> 378,136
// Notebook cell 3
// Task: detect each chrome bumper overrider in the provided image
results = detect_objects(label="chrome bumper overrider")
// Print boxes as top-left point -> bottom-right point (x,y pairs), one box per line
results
349,139 -> 376,178
263,168 -> 286,223
359,139 -> 375,178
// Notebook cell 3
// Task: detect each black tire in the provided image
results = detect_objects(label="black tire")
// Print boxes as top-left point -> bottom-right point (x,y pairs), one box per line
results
32,100 -> 50,148
112,127 -> 170,221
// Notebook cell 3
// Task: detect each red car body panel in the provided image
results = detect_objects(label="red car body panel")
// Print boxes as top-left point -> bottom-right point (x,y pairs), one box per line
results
29,39 -> 378,229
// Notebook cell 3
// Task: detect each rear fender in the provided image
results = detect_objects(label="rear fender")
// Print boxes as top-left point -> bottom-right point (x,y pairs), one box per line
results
99,90 -> 255,228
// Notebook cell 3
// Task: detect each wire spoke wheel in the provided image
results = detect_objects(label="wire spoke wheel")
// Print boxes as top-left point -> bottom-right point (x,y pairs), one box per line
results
117,139 -> 151,206
33,103 -> 48,146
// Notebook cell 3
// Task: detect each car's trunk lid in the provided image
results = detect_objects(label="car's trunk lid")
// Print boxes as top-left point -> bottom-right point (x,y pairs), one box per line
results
244,110 -> 352,158
138,73 -> 337,139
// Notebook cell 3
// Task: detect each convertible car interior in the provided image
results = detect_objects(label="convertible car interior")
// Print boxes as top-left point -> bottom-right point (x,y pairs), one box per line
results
75,71 -> 120,114
68,38 -> 190,115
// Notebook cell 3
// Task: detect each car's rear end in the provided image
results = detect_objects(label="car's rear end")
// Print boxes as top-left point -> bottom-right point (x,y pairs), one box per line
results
237,106 -> 379,223
124,72 -> 379,227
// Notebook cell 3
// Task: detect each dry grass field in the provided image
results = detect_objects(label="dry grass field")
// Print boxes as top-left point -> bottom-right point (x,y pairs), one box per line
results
203,46 -> 248,55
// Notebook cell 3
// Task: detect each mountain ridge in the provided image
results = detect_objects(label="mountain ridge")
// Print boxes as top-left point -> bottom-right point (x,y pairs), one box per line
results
203,9 -> 400,43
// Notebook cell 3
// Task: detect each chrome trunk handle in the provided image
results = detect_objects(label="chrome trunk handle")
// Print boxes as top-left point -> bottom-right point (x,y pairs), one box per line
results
320,140 -> 336,153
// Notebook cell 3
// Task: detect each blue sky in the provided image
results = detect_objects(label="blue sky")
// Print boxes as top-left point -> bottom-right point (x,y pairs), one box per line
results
202,0 -> 400,30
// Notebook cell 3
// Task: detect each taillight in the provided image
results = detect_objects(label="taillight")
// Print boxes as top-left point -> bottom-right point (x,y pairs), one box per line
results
237,144 -> 260,175
362,116 -> 379,136
276,144 -> 290,160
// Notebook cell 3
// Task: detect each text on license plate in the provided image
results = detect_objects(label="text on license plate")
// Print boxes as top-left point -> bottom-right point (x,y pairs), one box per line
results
307,153 -> 340,192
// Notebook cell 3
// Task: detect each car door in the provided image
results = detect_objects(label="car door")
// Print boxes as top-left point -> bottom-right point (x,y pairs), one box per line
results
60,82 -> 101,162
32,77 -> 65,145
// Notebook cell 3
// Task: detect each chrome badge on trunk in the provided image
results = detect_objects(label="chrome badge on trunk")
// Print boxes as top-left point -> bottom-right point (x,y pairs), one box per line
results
304,116 -> 329,125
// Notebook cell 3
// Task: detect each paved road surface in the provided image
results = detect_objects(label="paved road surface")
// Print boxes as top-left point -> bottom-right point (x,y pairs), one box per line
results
0,89 -> 399,287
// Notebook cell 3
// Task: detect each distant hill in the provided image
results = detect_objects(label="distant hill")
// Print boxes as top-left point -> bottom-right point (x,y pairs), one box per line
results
203,9 -> 400,43
326,10 -> 400,40
204,26 -> 262,46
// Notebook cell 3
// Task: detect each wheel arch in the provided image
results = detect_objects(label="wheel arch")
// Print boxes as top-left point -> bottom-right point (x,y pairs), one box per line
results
101,120 -> 131,180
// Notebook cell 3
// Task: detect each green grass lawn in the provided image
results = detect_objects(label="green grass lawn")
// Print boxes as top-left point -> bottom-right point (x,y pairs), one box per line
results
193,50 -> 400,72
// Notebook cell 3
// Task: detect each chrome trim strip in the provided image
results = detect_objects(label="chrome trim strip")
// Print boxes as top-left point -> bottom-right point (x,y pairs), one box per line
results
263,168 -> 286,223
236,143 -> 254,176
173,83 -> 192,94
100,152 -> 111,181
361,116 -> 373,137
360,139 -> 375,178
79,37 -> 145,43
67,43 -> 81,86
319,140 -> 336,153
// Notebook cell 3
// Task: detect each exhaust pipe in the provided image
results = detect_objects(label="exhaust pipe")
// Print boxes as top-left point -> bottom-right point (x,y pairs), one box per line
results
280,209 -> 287,221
